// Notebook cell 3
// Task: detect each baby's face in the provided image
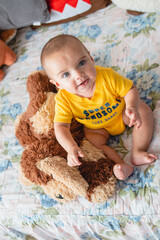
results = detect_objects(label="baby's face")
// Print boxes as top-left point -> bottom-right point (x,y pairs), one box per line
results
45,39 -> 97,98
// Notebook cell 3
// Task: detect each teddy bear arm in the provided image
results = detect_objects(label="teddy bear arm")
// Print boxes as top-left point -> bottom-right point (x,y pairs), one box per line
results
15,116 -> 39,148
43,179 -> 78,202
37,157 -> 89,197
21,149 -> 53,186
89,175 -> 117,203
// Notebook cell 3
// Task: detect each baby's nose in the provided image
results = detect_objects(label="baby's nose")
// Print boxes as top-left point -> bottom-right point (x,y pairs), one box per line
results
75,71 -> 84,81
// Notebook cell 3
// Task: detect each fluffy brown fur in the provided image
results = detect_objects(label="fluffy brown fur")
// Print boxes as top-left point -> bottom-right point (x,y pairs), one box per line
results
79,158 -> 114,201
15,71 -> 116,203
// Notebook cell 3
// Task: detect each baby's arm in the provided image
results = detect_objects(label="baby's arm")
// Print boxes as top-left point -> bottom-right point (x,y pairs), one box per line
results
54,122 -> 84,167
124,84 -> 142,129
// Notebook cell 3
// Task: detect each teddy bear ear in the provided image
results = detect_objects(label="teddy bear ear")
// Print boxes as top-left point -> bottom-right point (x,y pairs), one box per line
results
26,71 -> 47,95
27,71 -> 57,96
26,71 -> 56,112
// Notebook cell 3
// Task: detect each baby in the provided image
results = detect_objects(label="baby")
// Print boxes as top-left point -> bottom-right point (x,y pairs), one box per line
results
41,34 -> 157,180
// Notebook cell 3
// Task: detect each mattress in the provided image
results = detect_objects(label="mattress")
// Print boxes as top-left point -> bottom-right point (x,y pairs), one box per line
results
0,4 -> 160,239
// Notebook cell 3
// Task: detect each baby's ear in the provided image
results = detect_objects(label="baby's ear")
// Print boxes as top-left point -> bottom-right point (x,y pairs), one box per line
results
50,80 -> 62,89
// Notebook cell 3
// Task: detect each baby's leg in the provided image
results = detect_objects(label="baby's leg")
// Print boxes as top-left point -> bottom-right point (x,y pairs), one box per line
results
84,127 -> 133,180
123,101 -> 158,165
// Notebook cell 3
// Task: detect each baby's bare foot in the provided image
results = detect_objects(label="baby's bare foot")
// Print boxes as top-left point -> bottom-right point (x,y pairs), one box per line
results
132,151 -> 158,166
113,163 -> 133,180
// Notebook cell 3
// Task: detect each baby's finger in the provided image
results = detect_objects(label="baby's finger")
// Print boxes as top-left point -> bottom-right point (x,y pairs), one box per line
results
129,118 -> 135,127
74,158 -> 82,165
67,160 -> 75,167
67,155 -> 78,167
126,108 -> 132,118
136,118 -> 142,129
71,156 -> 82,166
68,159 -> 79,167
78,150 -> 84,158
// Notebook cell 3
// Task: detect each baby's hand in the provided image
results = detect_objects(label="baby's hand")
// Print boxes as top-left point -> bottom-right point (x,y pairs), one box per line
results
67,145 -> 84,167
125,106 -> 142,129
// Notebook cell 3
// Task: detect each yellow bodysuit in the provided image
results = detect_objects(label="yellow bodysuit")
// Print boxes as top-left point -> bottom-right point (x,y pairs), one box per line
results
54,66 -> 133,135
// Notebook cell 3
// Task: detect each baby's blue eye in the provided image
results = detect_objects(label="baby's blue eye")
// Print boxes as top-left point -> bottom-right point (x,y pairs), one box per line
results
62,72 -> 69,78
79,60 -> 86,67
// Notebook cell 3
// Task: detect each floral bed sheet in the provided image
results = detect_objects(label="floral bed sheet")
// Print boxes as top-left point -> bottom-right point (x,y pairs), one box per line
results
0,4 -> 160,240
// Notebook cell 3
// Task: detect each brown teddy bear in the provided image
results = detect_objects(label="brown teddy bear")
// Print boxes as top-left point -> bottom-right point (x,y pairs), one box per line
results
0,37 -> 16,81
15,70 -> 116,203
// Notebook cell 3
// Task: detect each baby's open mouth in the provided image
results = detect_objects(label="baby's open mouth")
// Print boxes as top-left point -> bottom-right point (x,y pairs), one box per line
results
78,79 -> 89,87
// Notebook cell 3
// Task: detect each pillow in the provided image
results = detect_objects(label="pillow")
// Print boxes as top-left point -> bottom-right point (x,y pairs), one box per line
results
0,0 -> 50,30
111,0 -> 160,13
33,0 -> 111,27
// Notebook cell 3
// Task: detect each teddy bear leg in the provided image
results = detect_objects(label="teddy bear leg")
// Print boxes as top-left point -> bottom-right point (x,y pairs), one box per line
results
0,69 -> 5,81
4,47 -> 16,66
